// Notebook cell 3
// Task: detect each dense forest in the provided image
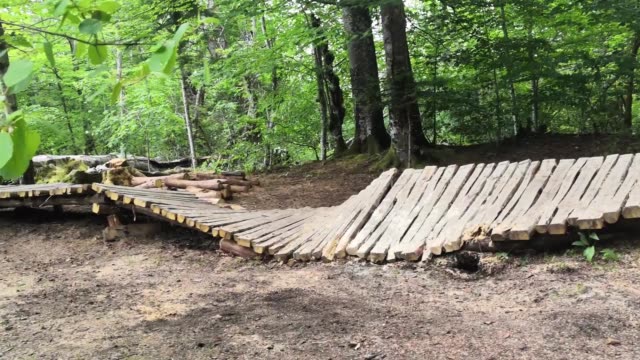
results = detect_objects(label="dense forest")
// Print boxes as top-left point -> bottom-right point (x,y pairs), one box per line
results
1,0 -> 639,177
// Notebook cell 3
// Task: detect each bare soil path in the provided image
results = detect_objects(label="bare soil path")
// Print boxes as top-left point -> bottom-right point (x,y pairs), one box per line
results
1,211 -> 639,359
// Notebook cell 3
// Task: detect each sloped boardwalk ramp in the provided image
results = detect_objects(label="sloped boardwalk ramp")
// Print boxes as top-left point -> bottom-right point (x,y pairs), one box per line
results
2,154 -> 640,263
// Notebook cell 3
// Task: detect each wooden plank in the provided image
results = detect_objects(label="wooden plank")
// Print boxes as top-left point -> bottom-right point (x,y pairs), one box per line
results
426,163 -> 495,255
622,155 -> 640,218
298,177 -> 384,261
330,169 -> 398,260
293,197 -> 359,260
441,161 -> 510,255
576,154 -> 633,229
604,154 -> 640,221
491,159 -> 555,241
359,167 -> 435,260
548,156 -> 603,234
508,159 -> 575,240
535,157 -> 587,234
399,163 -> 476,261
221,211 -> 295,245
345,169 -> 418,256
274,210 -> 334,261
368,166 -> 448,262
476,160 -> 530,229
235,209 -> 313,243
567,154 -> 618,226
459,161 -> 517,241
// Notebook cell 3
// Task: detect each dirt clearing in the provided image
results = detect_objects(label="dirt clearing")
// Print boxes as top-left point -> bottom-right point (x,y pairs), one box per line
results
1,210 -> 639,359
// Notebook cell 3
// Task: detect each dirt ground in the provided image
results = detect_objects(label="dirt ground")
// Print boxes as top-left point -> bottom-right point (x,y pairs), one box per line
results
3,134 -> 640,359
1,210 -> 639,360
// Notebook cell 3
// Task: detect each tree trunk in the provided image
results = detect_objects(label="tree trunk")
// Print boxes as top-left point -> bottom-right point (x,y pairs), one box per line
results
52,69 -> 79,153
531,78 -> 540,132
312,39 -> 329,160
179,70 -> 198,170
380,0 -> 429,166
309,13 -> 347,157
623,33 -> 640,129
342,4 -> 390,154
498,3 -> 519,137
0,20 -> 18,115
68,40 -> 96,154
260,14 -> 278,168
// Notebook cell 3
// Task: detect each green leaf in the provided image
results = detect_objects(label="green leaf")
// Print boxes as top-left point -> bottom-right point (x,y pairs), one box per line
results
74,42 -> 88,58
149,43 -> 173,72
53,0 -> 70,16
0,132 -> 14,169
572,241 -> 586,247
111,82 -> 123,105
98,1 -> 120,14
88,44 -> 108,65
3,60 -> 34,95
8,34 -> 33,49
138,62 -> 151,78
173,23 -> 190,42
0,119 -> 40,180
583,246 -> 595,262
163,49 -> 178,75
578,232 -> 587,243
589,233 -> 600,241
66,13 -> 81,24
43,41 -> 56,68
92,10 -> 112,22
79,19 -> 102,34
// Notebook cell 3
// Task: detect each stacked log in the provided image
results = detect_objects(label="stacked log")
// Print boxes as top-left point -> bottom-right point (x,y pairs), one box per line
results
126,171 -> 257,204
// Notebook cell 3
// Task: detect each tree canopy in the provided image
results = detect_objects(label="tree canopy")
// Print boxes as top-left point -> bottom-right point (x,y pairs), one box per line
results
1,0 -> 639,178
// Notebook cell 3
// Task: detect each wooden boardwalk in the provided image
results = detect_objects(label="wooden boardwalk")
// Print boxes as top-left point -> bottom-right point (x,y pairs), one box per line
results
2,154 -> 640,262
0,183 -> 93,208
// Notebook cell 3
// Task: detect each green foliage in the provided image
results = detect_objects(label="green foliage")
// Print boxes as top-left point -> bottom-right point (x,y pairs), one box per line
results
0,116 -> 41,179
601,248 -> 620,262
572,232 -> 619,263
3,60 -> 34,95
3,0 -> 640,176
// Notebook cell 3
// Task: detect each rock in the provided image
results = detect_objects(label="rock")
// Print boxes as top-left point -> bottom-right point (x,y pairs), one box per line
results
606,338 -> 621,346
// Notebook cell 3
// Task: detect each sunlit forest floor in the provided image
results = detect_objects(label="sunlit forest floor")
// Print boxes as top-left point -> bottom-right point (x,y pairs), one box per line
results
2,133 -> 640,359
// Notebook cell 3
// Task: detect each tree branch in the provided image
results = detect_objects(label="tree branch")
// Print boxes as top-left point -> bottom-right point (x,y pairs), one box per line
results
1,20 -> 152,47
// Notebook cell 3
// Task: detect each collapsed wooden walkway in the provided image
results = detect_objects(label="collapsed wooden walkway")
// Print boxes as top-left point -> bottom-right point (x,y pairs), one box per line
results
2,154 -> 640,262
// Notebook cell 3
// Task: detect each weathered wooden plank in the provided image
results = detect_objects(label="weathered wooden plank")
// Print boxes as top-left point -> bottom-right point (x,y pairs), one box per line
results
508,159 -> 575,240
355,168 -> 433,260
427,163 -> 495,255
576,154 -> 633,229
330,168 -> 398,260
548,156 -> 603,234
491,159 -> 555,241
293,196 -> 360,261
535,157 -> 587,234
345,169 -> 418,256
476,160 -> 530,229
602,154 -> 640,222
441,161 -> 510,255
622,155 -> 640,218
399,163 -> 476,261
369,166 -> 449,262
567,154 -> 619,226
